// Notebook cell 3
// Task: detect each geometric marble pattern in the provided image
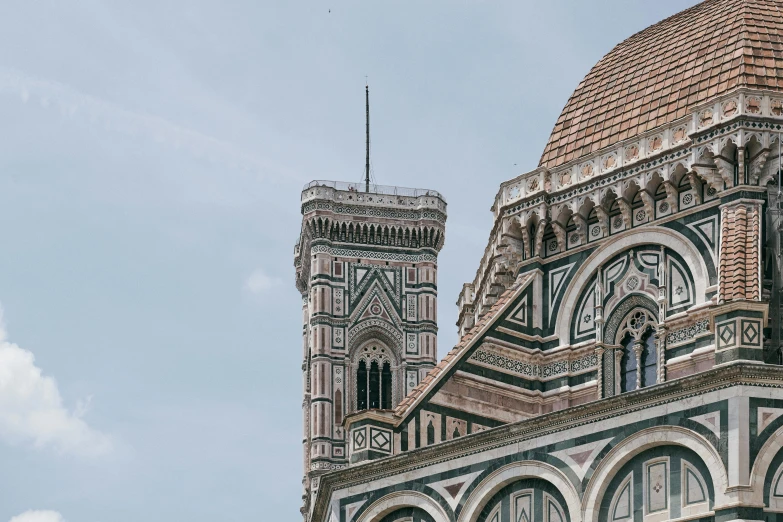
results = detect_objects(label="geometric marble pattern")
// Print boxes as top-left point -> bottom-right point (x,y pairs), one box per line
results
514,491 -> 533,522
688,411 -> 721,440
645,460 -> 668,514
757,407 -> 783,433
549,437 -> 614,481
612,474 -> 633,522
344,499 -> 366,522
427,470 -> 483,512
549,263 -> 575,327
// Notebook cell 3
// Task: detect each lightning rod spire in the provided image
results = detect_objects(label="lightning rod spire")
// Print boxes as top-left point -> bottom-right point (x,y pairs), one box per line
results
365,81 -> 370,193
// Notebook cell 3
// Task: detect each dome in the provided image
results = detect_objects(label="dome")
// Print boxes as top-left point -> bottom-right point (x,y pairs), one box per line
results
539,0 -> 783,169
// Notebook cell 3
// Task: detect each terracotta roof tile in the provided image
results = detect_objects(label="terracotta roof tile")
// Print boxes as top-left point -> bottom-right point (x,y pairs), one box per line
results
539,0 -> 783,169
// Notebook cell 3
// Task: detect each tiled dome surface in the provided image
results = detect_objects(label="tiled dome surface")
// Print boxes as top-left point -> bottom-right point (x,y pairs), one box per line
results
539,0 -> 783,169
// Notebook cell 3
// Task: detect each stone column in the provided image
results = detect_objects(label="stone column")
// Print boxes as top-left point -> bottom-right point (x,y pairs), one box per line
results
633,342 -> 644,389
656,329 -> 667,384
614,349 -> 623,395
595,346 -> 605,399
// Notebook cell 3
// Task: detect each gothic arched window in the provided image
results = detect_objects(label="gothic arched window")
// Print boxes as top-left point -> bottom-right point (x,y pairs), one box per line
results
355,349 -> 394,412
617,309 -> 658,392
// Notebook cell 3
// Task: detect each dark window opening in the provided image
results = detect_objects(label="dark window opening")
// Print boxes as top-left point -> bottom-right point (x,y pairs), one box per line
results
356,360 -> 367,410
620,332 -> 637,393
641,327 -> 657,387
369,361 -> 380,409
427,421 -> 435,445
620,327 -> 657,392
381,362 -> 392,409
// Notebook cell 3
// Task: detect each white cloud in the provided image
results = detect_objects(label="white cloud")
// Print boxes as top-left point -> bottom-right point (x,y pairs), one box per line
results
0,306 -> 112,457
244,268 -> 282,295
9,510 -> 64,522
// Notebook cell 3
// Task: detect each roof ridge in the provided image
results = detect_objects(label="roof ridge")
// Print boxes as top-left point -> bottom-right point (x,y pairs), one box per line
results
392,272 -> 536,419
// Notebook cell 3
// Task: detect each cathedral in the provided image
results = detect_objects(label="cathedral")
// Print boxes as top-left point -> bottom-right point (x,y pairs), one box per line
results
294,1 -> 783,521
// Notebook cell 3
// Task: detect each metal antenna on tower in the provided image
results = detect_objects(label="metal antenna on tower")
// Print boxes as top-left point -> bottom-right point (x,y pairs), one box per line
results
365,81 -> 371,193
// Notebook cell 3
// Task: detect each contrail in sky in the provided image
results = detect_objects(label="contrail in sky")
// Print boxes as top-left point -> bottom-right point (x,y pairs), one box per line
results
0,66 -> 271,175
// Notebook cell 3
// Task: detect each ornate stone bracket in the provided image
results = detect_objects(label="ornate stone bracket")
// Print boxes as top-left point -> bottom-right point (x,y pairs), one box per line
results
552,221 -> 567,252
573,213 -> 588,244
692,165 -> 725,192
533,219 -> 548,258
639,190 -> 655,219
617,198 -> 633,229
686,172 -> 704,204
713,156 -> 735,189
662,181 -> 679,211
749,148 -> 771,185
595,206 -> 610,237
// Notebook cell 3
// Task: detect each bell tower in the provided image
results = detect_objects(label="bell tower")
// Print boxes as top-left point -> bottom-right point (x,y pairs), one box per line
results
293,84 -> 447,518
293,180 -> 446,516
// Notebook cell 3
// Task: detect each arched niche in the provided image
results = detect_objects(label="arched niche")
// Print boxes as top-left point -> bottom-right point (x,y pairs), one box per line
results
459,462 -> 580,522
556,228 -> 708,346
357,491 -> 449,522
597,445 -> 713,522
582,426 -> 729,522
476,478 -> 570,522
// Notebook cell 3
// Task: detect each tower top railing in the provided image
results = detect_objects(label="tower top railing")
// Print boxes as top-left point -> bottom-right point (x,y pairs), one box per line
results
302,180 -> 445,201
301,180 -> 447,215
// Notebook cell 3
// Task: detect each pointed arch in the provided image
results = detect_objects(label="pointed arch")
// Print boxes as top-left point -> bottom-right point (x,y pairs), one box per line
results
555,228 -> 708,345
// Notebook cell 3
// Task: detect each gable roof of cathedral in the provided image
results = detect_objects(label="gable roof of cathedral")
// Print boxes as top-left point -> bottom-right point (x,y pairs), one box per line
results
539,0 -> 783,169
393,272 -> 535,419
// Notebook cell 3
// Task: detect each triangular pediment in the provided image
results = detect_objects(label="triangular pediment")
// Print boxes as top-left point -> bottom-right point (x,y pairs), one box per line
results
359,294 -> 393,322
351,281 -> 402,328
394,272 -> 541,424
349,264 -> 401,312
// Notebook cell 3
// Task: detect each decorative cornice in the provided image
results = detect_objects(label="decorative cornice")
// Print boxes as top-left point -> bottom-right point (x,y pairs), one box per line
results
310,244 -> 437,263
469,348 -> 598,380
302,200 -> 446,224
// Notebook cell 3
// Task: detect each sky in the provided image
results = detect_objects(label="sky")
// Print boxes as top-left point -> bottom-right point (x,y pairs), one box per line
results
0,1 -> 699,521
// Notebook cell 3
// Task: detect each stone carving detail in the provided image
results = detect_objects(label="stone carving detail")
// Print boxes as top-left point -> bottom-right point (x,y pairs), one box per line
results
746,97 -> 761,114
699,109 -> 714,127
470,348 -> 598,379
581,163 -> 594,178
605,295 -> 659,346
311,244 -> 436,263
722,99 -> 738,117
672,126 -> 687,143
665,319 -> 710,345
